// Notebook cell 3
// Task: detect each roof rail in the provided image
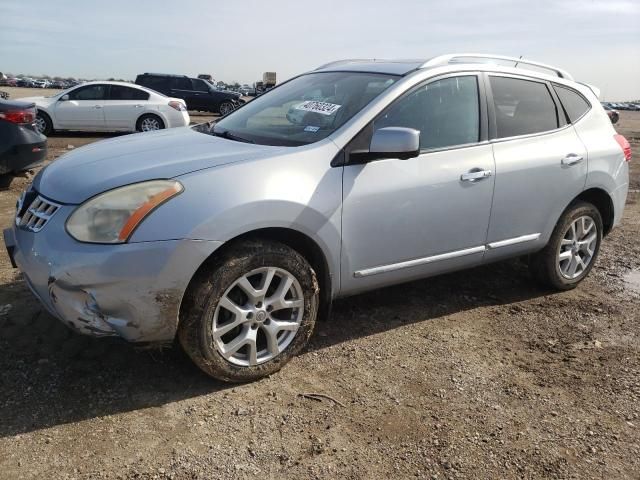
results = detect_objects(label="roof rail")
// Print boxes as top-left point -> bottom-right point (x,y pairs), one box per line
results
315,59 -> 377,70
421,54 -> 574,81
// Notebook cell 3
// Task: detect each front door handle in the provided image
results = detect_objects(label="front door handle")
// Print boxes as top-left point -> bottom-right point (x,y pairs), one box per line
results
94,105 -> 103,109
561,153 -> 583,166
461,169 -> 492,182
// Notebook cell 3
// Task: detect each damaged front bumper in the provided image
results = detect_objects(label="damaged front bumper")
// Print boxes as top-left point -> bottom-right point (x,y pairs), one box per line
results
4,205 -> 221,343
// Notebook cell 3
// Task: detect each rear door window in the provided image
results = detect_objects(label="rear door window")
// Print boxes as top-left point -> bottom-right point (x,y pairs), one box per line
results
141,76 -> 170,92
68,84 -> 108,101
489,76 -> 559,138
374,75 -> 480,150
173,77 -> 192,90
553,85 -> 591,123
109,85 -> 150,101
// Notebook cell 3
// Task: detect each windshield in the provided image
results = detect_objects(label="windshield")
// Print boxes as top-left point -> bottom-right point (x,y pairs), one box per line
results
213,71 -> 398,146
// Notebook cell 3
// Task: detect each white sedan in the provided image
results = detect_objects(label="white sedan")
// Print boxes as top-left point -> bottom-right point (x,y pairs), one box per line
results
20,81 -> 190,135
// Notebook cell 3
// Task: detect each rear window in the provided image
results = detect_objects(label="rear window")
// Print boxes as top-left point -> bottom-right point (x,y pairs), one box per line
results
490,76 -> 559,138
553,85 -> 591,123
109,85 -> 149,101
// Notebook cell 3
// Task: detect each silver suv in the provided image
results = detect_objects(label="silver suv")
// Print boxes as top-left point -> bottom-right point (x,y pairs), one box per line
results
4,54 -> 631,382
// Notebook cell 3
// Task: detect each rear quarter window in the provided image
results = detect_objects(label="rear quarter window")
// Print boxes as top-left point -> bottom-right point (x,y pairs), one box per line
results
553,85 -> 591,123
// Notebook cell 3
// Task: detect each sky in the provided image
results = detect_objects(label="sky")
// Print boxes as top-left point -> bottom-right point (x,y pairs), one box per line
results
1,0 -> 639,100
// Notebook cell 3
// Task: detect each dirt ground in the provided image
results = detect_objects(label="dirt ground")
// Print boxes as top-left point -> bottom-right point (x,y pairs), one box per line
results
0,106 -> 638,479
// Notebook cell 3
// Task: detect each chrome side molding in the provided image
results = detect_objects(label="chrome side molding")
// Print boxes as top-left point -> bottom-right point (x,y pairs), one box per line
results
354,233 -> 541,278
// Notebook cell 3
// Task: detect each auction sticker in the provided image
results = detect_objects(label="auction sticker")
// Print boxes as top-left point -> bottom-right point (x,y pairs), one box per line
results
294,101 -> 341,116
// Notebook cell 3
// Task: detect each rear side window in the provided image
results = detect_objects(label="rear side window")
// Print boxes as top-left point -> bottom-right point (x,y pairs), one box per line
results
140,76 -> 170,92
173,77 -> 192,90
490,76 -> 558,138
553,85 -> 590,123
375,75 -> 480,150
109,85 -> 149,101
68,84 -> 107,101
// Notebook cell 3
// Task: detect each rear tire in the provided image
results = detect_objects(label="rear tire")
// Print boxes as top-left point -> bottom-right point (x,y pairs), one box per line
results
35,111 -> 53,136
529,201 -> 603,290
136,114 -> 165,132
178,240 -> 319,382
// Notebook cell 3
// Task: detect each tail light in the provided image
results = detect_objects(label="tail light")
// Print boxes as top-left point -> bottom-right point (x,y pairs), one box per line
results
168,101 -> 186,112
0,107 -> 36,125
614,134 -> 632,162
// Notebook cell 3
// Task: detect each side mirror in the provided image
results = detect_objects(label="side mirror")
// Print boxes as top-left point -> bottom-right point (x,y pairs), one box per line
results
369,127 -> 420,160
59,94 -> 69,101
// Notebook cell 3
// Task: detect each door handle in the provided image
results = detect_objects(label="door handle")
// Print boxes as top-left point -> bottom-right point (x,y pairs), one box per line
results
561,154 -> 583,166
94,105 -> 103,109
134,104 -> 143,108
460,169 -> 492,182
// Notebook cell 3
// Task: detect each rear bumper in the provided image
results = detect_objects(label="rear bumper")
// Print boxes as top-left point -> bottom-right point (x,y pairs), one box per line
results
0,122 -> 47,174
4,206 -> 221,343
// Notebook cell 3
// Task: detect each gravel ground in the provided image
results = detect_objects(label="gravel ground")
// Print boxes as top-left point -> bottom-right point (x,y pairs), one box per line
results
0,111 -> 638,479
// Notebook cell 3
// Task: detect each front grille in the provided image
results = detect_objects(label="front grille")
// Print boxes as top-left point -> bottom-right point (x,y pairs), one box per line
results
16,194 -> 61,232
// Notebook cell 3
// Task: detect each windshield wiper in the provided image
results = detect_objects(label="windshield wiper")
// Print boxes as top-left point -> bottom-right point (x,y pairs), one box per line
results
212,129 -> 255,144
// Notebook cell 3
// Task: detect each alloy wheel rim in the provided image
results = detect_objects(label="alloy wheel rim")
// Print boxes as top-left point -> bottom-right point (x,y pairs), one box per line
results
220,103 -> 232,115
557,215 -> 597,279
141,117 -> 160,131
35,116 -> 46,133
212,267 -> 304,367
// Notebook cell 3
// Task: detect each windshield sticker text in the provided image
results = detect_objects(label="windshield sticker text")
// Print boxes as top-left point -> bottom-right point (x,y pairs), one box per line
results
294,101 -> 341,116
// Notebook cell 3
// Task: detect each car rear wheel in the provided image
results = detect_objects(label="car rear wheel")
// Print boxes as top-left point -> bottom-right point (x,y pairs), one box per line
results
218,101 -> 234,116
136,114 -> 165,132
178,240 -> 319,382
35,111 -> 52,136
529,201 -> 603,290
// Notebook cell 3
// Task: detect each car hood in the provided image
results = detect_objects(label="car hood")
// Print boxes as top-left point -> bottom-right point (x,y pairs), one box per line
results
33,127 -> 285,204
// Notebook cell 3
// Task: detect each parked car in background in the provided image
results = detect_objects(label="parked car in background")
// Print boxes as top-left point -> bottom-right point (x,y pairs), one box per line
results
239,84 -> 256,96
4,54 -> 631,383
19,81 -> 189,135
198,74 -> 214,82
32,79 -> 50,88
603,105 -> 619,124
0,91 -> 8,100
17,78 -> 34,88
0,99 -> 47,174
135,73 -> 242,115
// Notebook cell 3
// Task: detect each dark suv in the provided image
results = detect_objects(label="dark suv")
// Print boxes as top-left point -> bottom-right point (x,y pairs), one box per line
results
135,73 -> 242,115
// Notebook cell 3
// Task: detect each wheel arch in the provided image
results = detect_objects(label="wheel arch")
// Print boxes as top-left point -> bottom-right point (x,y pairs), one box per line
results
136,112 -> 165,131
180,227 -> 334,326
573,187 -> 615,236
35,108 -> 54,128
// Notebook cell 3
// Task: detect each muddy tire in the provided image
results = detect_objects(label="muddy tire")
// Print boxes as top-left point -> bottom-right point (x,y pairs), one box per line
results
529,201 -> 603,290
178,240 -> 319,382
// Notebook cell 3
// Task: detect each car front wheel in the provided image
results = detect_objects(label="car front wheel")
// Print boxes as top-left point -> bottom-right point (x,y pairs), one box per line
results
529,201 -> 603,290
179,240 -> 319,382
218,101 -> 234,116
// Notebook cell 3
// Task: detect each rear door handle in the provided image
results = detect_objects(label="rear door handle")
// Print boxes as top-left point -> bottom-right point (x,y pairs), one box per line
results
561,154 -> 583,166
461,169 -> 492,182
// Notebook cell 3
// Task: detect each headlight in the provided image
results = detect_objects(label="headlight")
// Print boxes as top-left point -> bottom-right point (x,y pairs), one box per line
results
66,180 -> 183,243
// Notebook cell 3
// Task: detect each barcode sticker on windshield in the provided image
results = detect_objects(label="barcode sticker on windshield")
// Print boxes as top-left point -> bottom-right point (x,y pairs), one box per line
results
294,101 -> 341,116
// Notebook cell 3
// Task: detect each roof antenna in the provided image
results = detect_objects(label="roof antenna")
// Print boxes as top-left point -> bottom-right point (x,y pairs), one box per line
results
514,55 -> 523,68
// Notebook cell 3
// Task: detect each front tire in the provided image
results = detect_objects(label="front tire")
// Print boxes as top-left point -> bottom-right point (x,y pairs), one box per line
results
529,201 -> 603,290
35,111 -> 53,136
218,101 -> 234,116
178,240 -> 319,382
136,114 -> 165,132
